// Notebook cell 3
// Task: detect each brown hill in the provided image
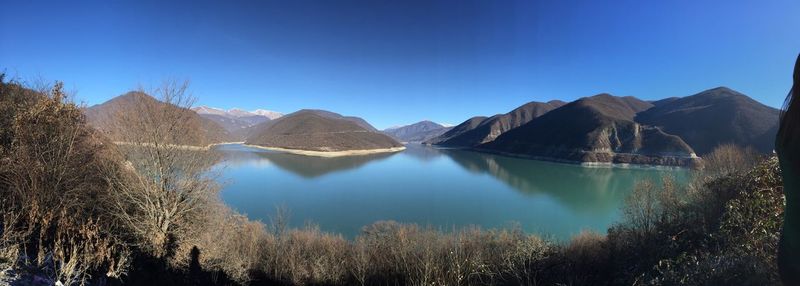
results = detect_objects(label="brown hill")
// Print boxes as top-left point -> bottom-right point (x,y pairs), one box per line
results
428,100 -> 566,147
481,94 -> 697,166
245,110 -> 402,152
382,121 -> 452,143
425,116 -> 489,145
85,92 -> 231,146
635,87 -> 779,154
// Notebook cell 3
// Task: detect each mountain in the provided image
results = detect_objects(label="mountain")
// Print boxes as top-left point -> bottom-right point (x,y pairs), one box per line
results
297,109 -> 379,132
425,116 -> 488,145
382,121 -> 452,143
481,94 -> 698,166
196,113 -> 267,135
245,109 -> 403,152
85,92 -> 230,146
252,109 -> 284,119
635,87 -> 780,155
191,106 -> 282,139
427,100 -> 566,147
193,106 -> 284,120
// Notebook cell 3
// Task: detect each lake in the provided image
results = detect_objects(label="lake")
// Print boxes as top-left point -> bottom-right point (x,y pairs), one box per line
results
214,143 -> 690,240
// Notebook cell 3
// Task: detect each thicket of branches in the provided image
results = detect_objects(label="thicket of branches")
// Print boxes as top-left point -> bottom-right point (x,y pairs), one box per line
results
0,74 -> 785,285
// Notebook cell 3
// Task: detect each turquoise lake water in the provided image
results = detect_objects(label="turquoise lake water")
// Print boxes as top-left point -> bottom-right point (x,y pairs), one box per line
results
214,143 -> 689,240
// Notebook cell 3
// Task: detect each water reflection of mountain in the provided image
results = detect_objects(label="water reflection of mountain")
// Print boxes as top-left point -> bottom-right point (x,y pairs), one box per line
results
215,144 -> 397,178
400,144 -> 444,162
257,152 -> 396,178
437,148 -> 687,214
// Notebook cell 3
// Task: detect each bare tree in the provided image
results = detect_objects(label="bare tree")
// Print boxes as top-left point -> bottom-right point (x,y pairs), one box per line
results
103,80 -> 220,259
0,79 -> 129,285
702,143 -> 760,177
623,179 -> 661,236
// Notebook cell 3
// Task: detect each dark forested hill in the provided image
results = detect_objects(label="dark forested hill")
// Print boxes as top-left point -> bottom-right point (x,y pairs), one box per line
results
481,94 -> 697,166
427,100 -> 566,147
635,87 -> 780,154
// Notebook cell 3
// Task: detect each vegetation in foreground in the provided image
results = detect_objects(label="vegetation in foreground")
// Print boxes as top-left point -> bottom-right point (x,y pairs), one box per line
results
0,76 -> 785,285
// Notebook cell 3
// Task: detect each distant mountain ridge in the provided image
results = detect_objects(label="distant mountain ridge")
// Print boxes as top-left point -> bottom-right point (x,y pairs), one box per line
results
428,87 -> 778,166
382,121 -> 452,143
426,100 -> 566,147
480,94 -> 697,166
193,106 -> 283,120
192,106 -> 283,140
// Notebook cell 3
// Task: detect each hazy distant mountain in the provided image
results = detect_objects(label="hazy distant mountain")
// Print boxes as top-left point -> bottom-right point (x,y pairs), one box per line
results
245,110 -> 402,152
427,100 -> 566,147
252,109 -> 284,119
382,121 -> 452,143
85,92 -> 230,146
193,106 -> 283,120
636,87 -> 779,155
191,106 -> 283,140
481,94 -> 697,166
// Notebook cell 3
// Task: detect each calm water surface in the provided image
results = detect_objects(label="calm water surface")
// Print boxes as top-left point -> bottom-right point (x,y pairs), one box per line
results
214,144 -> 689,240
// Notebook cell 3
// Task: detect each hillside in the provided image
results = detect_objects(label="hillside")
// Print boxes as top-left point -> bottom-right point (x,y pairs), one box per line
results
192,106 -> 280,140
481,94 -> 698,166
429,100 -> 566,147
85,92 -> 231,146
245,110 -> 403,152
635,87 -> 780,154
298,109 -> 379,131
196,113 -> 269,134
425,116 -> 489,145
383,121 -> 452,143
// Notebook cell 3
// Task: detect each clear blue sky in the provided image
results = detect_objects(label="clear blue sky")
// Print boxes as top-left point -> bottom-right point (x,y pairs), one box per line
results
2,0 -> 798,129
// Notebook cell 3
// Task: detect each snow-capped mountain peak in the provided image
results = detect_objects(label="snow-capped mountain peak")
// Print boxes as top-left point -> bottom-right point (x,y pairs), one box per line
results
251,109 -> 283,119
227,108 -> 255,117
192,106 -> 228,116
191,106 -> 283,120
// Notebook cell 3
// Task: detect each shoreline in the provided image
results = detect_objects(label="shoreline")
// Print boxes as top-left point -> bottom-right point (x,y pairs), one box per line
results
243,144 -> 406,157
113,141 -> 246,151
424,144 -> 698,170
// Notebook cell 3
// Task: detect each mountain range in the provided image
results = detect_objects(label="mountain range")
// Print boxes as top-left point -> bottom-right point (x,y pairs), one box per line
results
382,121 -> 452,143
427,100 -> 566,147
84,86 -> 780,165
426,87 -> 779,166
192,106 -> 281,134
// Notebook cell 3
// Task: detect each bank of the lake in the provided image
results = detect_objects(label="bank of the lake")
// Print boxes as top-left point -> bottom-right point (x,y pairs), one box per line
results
243,144 -> 406,157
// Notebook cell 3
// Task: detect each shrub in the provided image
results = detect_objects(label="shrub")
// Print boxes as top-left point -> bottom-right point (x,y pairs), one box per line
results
0,79 -> 129,285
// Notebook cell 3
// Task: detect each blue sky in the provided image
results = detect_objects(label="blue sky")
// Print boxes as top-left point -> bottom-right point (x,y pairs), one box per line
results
2,0 -> 799,129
